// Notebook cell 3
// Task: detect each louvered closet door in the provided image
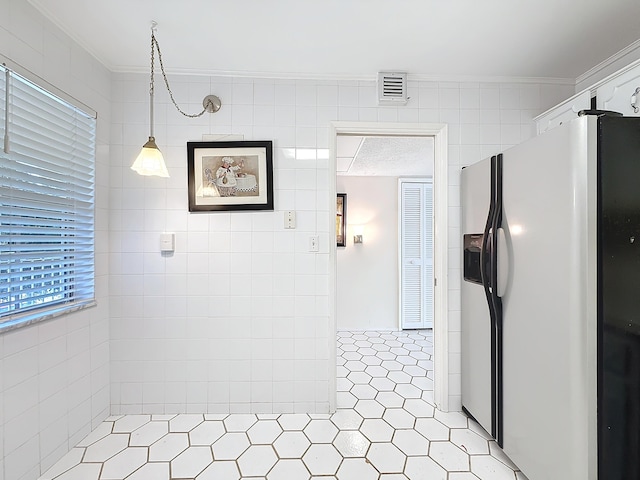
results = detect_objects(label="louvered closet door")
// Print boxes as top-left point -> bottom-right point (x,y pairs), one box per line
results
400,181 -> 433,329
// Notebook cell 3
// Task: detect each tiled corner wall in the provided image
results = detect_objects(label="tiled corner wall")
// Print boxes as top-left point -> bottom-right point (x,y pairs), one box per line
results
109,71 -> 574,416
0,2 -> 112,480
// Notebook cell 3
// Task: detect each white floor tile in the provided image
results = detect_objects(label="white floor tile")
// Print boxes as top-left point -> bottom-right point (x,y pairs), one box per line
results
53,463 -> 101,480
151,414 -> 177,421
112,415 -> 150,433
82,434 -> 129,462
273,431 -> 311,459
329,409 -> 363,430
360,418 -> 394,442
375,391 -> 405,408
404,456 -> 448,480
224,414 -> 258,432
266,459 -> 310,480
383,408 -> 416,429
169,414 -> 204,432
333,430 -> 369,458
38,330 -> 524,480
367,442 -> 407,473
429,441 -> 470,472
470,455 -> 518,480
129,421 -> 168,446
277,414 -> 311,431
434,410 -> 469,429
212,432 -> 250,460
388,371 -> 413,384
237,445 -> 278,477
247,420 -> 283,444
394,383 -> 422,398
100,447 -> 147,480
171,446 -> 213,478
403,399 -> 435,418
414,418 -> 450,441
450,428 -> 490,455
392,429 -> 430,456
196,460 -> 241,480
354,399 -> 385,419
126,463 -> 170,480
449,473 -> 482,480
336,391 -> 357,408
148,432 -> 189,462
369,377 -> 396,391
302,444 -> 341,476
335,458 -> 378,480
204,413 -> 228,421
344,360 -> 367,371
302,419 -> 338,443
189,421 -> 225,446
350,384 -> 377,400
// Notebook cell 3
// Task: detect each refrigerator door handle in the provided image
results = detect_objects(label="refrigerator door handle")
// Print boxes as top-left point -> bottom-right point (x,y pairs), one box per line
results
496,227 -> 508,298
479,156 -> 499,441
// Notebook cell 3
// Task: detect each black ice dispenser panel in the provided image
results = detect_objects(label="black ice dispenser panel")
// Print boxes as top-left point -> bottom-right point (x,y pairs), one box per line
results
463,233 -> 486,285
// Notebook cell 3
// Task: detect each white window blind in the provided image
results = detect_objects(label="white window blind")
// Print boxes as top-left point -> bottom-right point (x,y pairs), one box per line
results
0,64 -> 96,326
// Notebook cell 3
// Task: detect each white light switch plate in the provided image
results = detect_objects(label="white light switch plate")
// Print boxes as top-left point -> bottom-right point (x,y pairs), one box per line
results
284,210 -> 296,229
309,235 -> 319,252
160,232 -> 175,252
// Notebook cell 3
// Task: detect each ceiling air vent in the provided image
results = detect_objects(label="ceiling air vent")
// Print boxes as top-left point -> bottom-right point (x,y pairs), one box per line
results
378,72 -> 408,105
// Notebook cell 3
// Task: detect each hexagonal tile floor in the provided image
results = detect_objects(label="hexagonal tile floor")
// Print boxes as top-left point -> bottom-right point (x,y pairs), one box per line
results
38,330 -> 528,480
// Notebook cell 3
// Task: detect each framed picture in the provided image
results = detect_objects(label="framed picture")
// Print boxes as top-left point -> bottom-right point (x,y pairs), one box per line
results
187,140 -> 274,212
337,193 -> 346,247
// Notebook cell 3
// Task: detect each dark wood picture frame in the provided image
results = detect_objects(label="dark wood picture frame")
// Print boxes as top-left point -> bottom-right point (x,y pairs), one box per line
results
187,140 -> 274,212
337,193 -> 346,247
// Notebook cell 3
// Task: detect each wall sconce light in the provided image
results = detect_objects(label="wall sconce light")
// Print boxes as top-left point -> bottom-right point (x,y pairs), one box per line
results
353,225 -> 364,244
131,22 -> 222,178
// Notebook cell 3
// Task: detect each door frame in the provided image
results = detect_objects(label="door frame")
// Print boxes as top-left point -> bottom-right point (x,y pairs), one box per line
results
328,122 -> 449,412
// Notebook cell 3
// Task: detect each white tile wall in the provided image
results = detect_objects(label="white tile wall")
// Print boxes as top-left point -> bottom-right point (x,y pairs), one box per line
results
0,2 -> 111,480
1,2 -> 578,479
109,68 -> 574,417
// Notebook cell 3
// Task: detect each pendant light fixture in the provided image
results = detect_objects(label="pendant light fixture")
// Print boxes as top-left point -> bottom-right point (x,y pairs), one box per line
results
131,22 -> 221,178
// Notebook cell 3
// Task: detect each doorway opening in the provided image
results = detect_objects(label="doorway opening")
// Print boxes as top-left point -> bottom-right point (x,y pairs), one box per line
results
328,122 -> 449,413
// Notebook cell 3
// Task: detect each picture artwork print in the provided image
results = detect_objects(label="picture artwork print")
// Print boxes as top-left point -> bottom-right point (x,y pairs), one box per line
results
187,141 -> 274,212
337,193 -> 346,247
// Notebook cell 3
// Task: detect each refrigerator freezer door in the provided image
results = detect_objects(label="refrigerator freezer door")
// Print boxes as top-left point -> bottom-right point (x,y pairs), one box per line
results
461,159 -> 494,437
598,115 -> 640,479
501,116 -> 597,480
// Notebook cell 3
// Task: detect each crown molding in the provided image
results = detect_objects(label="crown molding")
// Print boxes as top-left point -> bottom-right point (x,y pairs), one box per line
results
576,39 -> 640,88
111,65 -> 575,86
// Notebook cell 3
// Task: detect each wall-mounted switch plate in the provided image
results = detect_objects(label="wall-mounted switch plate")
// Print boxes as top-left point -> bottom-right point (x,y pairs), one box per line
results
309,235 -> 319,252
284,210 -> 296,229
160,232 -> 175,252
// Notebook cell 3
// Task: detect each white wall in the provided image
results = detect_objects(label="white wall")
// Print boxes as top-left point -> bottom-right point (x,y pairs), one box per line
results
0,2 -> 112,480
109,74 -> 334,415
337,176 -> 399,330
109,70 -> 574,416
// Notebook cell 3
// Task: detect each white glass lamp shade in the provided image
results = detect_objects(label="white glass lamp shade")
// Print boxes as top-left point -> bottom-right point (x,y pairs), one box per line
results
131,137 -> 170,177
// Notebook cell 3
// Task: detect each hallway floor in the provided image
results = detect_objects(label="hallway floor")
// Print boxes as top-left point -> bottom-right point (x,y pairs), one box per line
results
39,330 -> 527,479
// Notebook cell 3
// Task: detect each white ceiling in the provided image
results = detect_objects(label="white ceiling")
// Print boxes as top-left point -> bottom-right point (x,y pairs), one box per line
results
28,0 -> 640,81
337,136 -> 433,176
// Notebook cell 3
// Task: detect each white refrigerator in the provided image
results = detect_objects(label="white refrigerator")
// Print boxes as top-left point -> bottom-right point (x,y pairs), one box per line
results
461,112 -> 640,480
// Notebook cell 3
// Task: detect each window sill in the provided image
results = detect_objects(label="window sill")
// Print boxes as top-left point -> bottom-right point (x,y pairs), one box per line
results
0,300 -> 97,335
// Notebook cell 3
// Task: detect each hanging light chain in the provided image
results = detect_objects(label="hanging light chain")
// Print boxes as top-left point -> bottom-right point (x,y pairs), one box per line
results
150,31 -> 214,118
